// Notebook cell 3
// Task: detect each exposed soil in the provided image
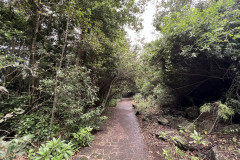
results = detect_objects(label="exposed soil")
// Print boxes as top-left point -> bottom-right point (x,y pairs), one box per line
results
136,109 -> 240,160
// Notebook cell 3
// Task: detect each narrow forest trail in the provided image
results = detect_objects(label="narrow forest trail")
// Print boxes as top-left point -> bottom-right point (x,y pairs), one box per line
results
73,98 -> 152,160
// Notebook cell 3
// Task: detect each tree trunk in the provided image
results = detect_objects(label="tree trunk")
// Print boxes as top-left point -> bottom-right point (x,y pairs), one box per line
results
29,0 -> 40,108
50,16 -> 70,127
208,115 -> 219,134
102,77 -> 118,108
11,38 -> 15,55
76,45 -> 82,66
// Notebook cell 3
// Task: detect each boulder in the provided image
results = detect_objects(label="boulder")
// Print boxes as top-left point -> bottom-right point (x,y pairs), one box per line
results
174,135 -> 188,147
156,130 -> 198,151
157,115 -> 169,125
157,131 -> 187,146
185,106 -> 200,118
178,121 -> 195,132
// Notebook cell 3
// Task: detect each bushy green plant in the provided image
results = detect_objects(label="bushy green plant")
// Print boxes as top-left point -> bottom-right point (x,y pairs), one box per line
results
140,81 -> 154,96
79,108 -> 107,130
28,138 -> 73,160
200,102 -> 234,120
0,134 -> 34,160
153,84 -> 176,106
133,94 -> 156,114
162,148 -> 173,160
13,114 -> 58,141
174,146 -> 186,157
108,98 -> 121,107
40,66 -> 105,132
190,130 -> 205,145
71,127 -> 94,149
134,94 -> 155,108
134,78 -> 176,111
218,103 -> 235,120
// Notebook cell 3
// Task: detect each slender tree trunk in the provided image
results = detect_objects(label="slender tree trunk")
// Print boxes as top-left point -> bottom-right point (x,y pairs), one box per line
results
103,77 -> 118,108
11,38 -> 15,55
76,45 -> 81,66
50,16 -> 70,127
29,0 -> 40,107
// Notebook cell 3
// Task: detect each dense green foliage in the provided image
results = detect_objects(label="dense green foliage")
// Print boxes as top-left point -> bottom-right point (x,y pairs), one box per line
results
136,0 -> 240,116
1,0 -> 239,159
13,114 -> 57,141
0,0 -> 143,158
133,1 -> 240,159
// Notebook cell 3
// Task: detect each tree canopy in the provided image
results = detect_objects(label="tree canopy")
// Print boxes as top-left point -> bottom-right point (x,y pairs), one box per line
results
1,0 -> 240,159
0,0 -> 144,155
137,0 -> 240,109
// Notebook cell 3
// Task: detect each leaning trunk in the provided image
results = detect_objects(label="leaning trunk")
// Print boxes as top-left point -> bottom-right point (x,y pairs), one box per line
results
102,77 -> 118,108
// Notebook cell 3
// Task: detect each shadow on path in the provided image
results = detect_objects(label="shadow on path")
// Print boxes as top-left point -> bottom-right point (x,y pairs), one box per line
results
73,98 -> 151,160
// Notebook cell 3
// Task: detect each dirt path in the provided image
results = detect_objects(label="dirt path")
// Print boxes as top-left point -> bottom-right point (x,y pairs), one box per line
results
73,98 -> 151,160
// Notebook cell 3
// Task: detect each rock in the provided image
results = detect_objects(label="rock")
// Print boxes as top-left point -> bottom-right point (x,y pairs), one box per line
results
185,106 -> 199,118
156,131 -> 198,151
210,147 -> 225,160
174,135 -> 187,146
178,121 -> 195,132
157,115 -> 169,125
157,131 -> 187,146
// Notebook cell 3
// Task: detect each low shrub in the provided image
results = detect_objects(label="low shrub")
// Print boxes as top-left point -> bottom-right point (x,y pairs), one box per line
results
71,127 -> 94,149
28,138 -> 73,160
